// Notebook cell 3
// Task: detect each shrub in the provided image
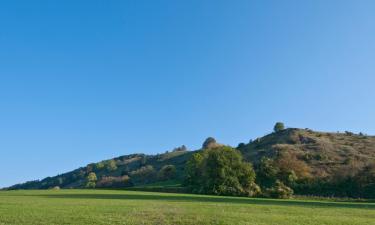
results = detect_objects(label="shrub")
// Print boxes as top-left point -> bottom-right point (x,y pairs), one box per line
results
129,165 -> 157,184
96,175 -> 132,188
157,165 -> 177,181
265,180 -> 293,199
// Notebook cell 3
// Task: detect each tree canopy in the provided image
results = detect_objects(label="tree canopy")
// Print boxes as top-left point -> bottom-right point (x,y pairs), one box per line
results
274,122 -> 285,132
186,146 -> 260,197
85,172 -> 97,188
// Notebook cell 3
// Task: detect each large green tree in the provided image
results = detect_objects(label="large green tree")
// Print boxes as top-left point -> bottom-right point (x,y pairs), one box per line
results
185,146 -> 260,197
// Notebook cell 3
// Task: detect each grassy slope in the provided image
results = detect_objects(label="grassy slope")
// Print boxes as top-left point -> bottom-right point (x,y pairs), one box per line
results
0,189 -> 374,225
240,128 -> 375,177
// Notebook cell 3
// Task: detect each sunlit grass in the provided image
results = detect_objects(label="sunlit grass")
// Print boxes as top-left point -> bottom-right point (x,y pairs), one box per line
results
0,189 -> 374,225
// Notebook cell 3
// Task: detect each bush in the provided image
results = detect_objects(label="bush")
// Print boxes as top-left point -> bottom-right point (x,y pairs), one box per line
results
265,180 -> 294,199
129,165 -> 157,184
96,175 -> 132,188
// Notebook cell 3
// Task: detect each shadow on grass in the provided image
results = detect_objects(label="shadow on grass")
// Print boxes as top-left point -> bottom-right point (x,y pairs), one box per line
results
39,192 -> 375,209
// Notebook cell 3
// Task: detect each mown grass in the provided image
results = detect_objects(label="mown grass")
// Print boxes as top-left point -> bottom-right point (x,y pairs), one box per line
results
0,189 -> 374,225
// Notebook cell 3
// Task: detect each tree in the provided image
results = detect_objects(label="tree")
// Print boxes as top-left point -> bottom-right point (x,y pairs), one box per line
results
354,162 -> 375,198
140,155 -> 147,166
129,165 -> 156,184
202,137 -> 219,149
157,165 -> 177,181
96,175 -> 132,188
274,122 -> 285,132
237,143 -> 246,149
85,172 -> 97,188
94,161 -> 105,171
173,145 -> 188,152
105,160 -> 117,172
256,157 -> 279,188
275,151 -> 311,184
186,146 -> 260,197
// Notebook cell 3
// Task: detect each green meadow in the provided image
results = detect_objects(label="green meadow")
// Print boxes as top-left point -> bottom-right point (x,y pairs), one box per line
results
0,190 -> 374,225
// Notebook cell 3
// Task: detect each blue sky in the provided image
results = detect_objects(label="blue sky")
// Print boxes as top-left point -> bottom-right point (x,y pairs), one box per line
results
1,0 -> 375,188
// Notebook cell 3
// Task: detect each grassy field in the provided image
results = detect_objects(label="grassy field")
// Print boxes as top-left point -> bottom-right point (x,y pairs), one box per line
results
0,189 -> 374,225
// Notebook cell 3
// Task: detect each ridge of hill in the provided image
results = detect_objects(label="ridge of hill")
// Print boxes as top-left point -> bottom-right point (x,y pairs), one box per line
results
6,128 -> 375,198
7,149 -> 194,190
239,128 -> 375,178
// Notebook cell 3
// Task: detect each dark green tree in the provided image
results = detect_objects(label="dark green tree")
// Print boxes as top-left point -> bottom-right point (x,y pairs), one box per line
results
273,122 -> 285,132
256,157 -> 279,187
157,165 -> 177,181
105,160 -> 117,172
186,146 -> 260,196
202,137 -> 217,149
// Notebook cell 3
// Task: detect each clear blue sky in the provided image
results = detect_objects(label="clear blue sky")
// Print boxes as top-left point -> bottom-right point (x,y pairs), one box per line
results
1,0 -> 374,188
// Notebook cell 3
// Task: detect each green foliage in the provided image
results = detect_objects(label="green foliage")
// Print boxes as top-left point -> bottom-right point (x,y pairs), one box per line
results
202,137 -> 217,149
157,165 -> 177,181
96,175 -> 132,188
357,162 -> 375,198
130,165 -> 157,184
255,155 -> 308,198
94,161 -> 105,170
140,155 -> 147,166
257,157 -> 279,187
6,127 -> 375,200
186,146 -> 260,197
85,172 -> 97,188
274,122 -> 285,132
173,145 -> 188,152
237,143 -> 246,149
105,160 -> 117,172
265,180 -> 294,199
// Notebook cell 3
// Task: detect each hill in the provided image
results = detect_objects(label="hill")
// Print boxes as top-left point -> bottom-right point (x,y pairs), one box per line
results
6,128 -> 375,198
239,128 -> 375,177
7,148 -> 194,190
